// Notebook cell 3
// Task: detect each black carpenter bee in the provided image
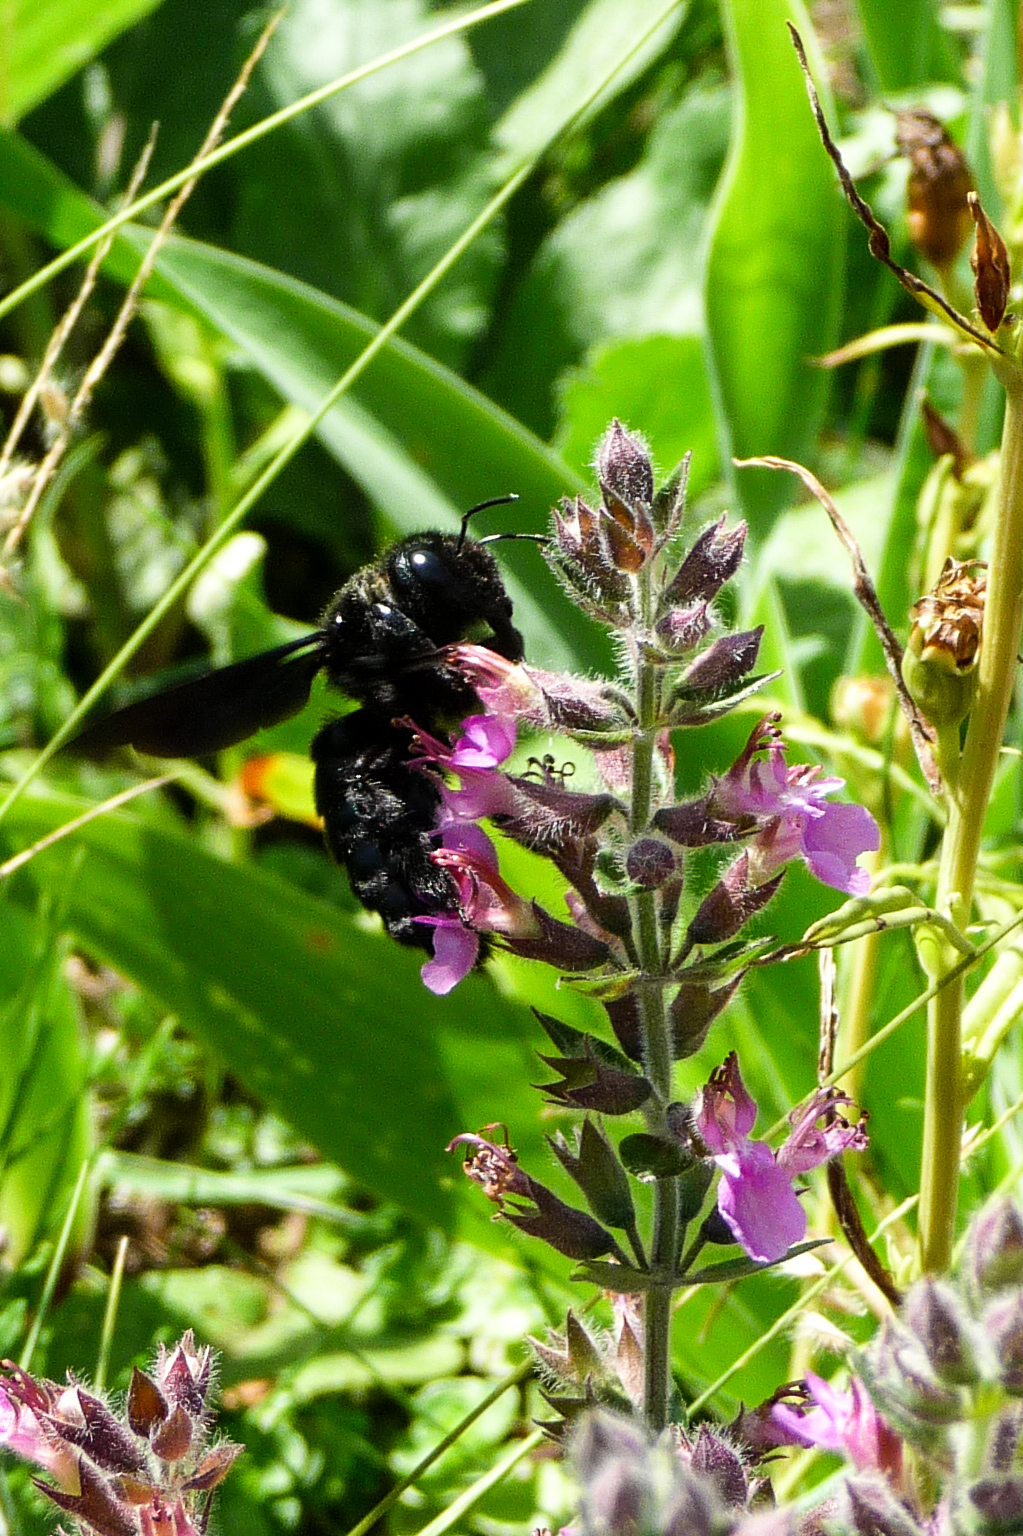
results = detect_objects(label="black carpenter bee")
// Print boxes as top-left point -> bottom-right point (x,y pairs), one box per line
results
76,501 -> 525,950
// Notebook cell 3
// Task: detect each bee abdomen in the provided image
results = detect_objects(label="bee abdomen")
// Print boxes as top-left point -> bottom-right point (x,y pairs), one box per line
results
311,712 -> 458,949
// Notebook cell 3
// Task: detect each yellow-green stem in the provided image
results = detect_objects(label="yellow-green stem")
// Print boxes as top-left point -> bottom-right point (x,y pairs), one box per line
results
918,361 -> 1023,1273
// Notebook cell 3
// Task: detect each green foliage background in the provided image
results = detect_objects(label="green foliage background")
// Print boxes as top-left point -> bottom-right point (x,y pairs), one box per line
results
0,1 -> 1019,1532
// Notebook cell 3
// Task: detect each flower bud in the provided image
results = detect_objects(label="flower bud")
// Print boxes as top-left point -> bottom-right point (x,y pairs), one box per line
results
687,856 -> 784,945
984,1294 -> 1023,1394
597,419 -> 655,510
968,1201 -> 1023,1295
968,1476 -> 1023,1532
902,1278 -> 979,1386
664,516 -> 747,606
654,602 -> 713,655
686,1425 -> 750,1508
842,1474 -> 928,1536
679,629 -> 764,696
661,1477 -> 723,1536
626,837 -> 676,888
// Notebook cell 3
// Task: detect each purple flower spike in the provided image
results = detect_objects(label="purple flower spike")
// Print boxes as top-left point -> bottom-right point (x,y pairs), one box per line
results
696,1054 -> 868,1263
713,716 -> 880,895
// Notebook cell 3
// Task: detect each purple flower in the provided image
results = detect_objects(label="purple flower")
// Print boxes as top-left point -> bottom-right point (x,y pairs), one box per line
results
768,1374 -> 904,1482
713,716 -> 880,895
402,714 -> 522,993
417,833 -> 540,995
0,1381 -> 77,1487
696,1054 -> 868,1263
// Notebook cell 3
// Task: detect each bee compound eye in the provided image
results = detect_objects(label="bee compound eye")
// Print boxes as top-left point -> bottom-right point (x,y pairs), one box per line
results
398,546 -> 451,589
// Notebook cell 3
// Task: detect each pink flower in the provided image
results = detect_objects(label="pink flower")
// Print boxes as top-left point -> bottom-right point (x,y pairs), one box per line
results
713,716 -> 880,895
403,714 -> 520,993
417,834 -> 539,995
697,1054 -> 868,1263
0,1382 -> 77,1486
768,1374 -> 904,1481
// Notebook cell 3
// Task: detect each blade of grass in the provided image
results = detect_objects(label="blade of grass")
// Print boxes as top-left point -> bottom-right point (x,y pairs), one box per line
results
0,0 -> 531,328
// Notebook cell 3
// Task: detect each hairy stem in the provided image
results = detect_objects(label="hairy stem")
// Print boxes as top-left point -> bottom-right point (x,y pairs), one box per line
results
630,574 -> 677,1431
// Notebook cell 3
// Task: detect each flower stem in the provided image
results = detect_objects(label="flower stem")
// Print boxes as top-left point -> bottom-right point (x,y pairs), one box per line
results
630,573 -> 677,1431
918,355 -> 1023,1273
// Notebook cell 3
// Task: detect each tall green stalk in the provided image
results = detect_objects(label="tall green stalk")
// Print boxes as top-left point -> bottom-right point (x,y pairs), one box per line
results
918,354 -> 1023,1273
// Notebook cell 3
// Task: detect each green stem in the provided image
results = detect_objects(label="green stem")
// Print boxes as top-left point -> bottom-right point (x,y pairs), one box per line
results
918,359 -> 1023,1273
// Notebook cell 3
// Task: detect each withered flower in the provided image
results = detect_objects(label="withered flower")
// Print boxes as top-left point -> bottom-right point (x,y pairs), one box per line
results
896,109 -> 975,270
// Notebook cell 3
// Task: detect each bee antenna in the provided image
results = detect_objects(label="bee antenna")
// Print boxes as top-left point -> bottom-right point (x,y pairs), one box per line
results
457,494 -> 520,551
477,531 -> 550,547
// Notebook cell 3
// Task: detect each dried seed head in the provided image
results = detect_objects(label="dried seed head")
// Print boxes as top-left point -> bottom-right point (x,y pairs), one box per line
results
904,558 -> 986,728
896,109 -> 974,269
913,557 -> 987,666
969,192 -> 1012,332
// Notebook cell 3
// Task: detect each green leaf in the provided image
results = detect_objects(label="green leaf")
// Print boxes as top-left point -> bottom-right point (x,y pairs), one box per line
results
0,0 -> 167,125
490,78 -> 730,430
229,0 -> 502,370
4,786 -> 534,1227
556,335 -> 720,501
0,899 -> 93,1265
683,1239 -> 829,1284
856,0 -> 960,90
704,0 -> 845,532
492,0 -> 687,173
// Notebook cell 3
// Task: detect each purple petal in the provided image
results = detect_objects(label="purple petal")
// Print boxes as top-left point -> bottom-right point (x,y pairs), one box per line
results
697,1052 -> 759,1152
420,922 -> 479,995
801,800 -> 880,894
451,715 -> 517,767
437,819 -> 498,863
717,1143 -> 807,1262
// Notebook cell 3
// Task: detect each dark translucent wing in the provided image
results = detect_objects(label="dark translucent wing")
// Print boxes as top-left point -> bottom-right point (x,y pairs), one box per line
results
74,634 -> 327,757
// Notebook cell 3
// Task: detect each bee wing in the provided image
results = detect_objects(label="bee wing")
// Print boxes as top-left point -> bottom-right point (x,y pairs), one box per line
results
74,634 -> 327,757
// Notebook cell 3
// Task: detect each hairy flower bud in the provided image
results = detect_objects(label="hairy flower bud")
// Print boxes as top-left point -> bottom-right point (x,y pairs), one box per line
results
598,419 -> 655,509
903,1278 -> 979,1386
967,1201 -> 1023,1295
688,857 -> 784,945
626,837 -> 676,888
664,516 -> 747,606
686,1425 -> 750,1507
842,1474 -> 927,1536
984,1294 -> 1023,1394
